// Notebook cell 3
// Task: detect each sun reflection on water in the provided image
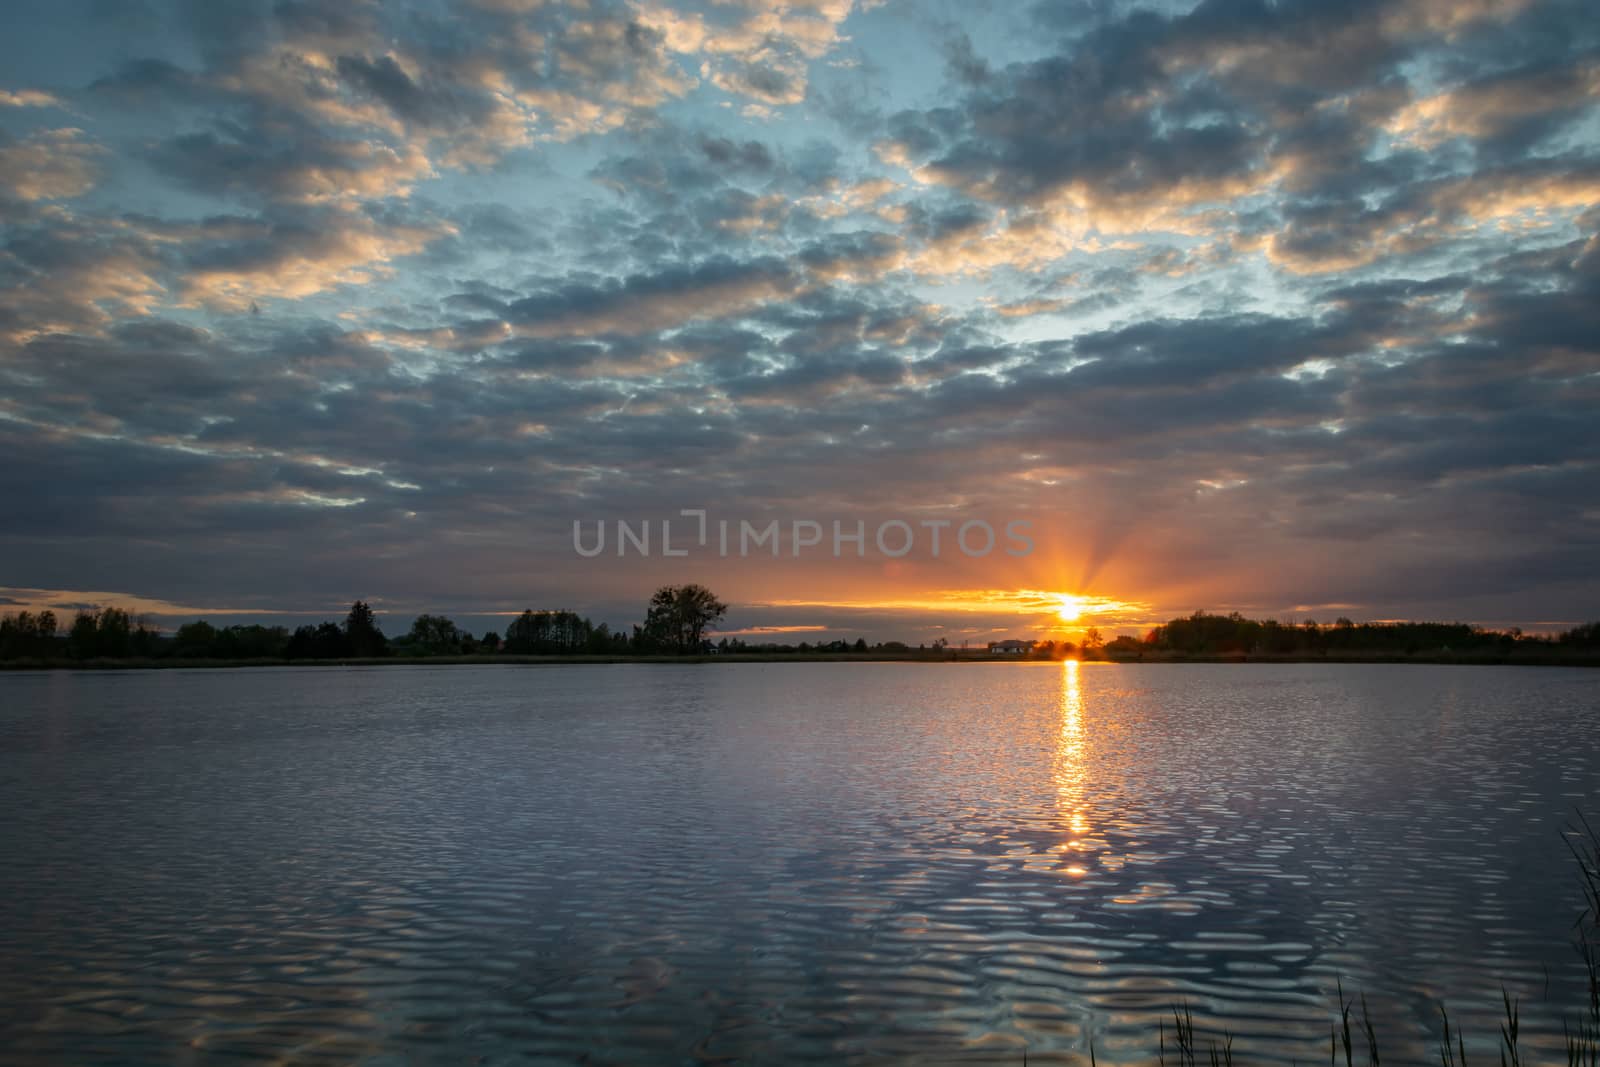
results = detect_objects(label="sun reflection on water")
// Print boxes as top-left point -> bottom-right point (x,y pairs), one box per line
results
1055,660 -> 1093,870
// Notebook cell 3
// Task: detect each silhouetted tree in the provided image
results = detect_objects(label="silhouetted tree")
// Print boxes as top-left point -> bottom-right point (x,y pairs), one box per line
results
344,600 -> 387,657
99,608 -> 131,657
67,611 -> 97,658
66,607 -> 139,659
172,620 -> 219,658
505,609 -> 594,653
640,584 -> 727,654
0,610 -> 59,659
1561,622 -> 1600,648
286,622 -> 350,659
212,625 -> 290,659
405,613 -> 462,655
1105,635 -> 1143,657
284,625 -> 314,659
585,622 -> 614,654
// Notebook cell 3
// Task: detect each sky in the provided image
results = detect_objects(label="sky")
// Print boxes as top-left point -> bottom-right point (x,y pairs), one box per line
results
0,0 -> 1597,643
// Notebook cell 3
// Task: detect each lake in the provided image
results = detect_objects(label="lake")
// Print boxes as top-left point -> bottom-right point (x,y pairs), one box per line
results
1,662 -> 1596,1063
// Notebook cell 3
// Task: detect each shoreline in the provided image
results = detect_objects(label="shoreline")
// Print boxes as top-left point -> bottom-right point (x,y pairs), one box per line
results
3,650 -> 1598,671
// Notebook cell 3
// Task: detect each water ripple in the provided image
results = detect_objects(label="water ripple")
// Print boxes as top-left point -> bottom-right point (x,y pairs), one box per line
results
1,662 -> 1597,1063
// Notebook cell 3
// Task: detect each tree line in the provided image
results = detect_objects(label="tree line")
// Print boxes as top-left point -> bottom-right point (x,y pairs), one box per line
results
0,585 -> 732,663
1134,611 -> 1600,657
0,608 -> 165,661
4,598 -> 1597,664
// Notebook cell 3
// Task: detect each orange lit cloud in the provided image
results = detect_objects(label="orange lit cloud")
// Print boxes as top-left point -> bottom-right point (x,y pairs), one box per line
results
0,128 -> 103,201
0,587 -> 312,621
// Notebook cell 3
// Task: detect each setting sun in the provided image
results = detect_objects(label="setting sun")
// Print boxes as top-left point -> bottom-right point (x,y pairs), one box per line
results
1055,594 -> 1086,623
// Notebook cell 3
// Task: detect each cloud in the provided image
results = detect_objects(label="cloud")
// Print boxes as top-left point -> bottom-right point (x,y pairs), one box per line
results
150,126 -> 437,204
635,0 -> 859,109
1,0 -> 1597,633
0,200 -> 454,343
1384,60 -> 1600,149
502,256 -> 801,338
0,129 -> 104,202
167,207 -> 456,309
0,586 -> 313,620
0,90 -> 61,109
84,0 -> 708,208
0,210 -> 164,343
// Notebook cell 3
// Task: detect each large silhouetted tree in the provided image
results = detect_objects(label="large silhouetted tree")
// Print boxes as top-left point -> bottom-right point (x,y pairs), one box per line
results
641,584 -> 727,654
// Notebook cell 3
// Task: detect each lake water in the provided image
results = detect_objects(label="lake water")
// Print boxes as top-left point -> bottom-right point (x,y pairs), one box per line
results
0,662 -> 1596,1064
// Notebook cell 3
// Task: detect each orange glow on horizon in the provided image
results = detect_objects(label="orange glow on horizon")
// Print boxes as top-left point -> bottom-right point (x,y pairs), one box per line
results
756,588 -> 1152,631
